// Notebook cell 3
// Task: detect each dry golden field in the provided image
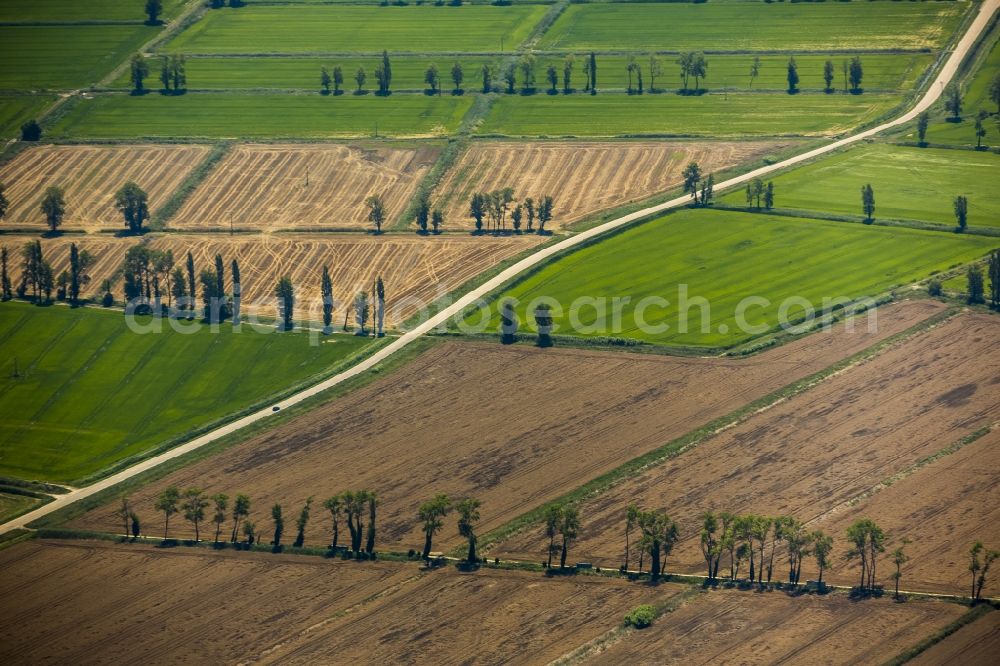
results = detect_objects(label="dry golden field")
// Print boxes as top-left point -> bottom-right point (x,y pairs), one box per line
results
0,144 -> 211,231
170,143 -> 439,231
0,232 -> 543,325
431,140 -> 791,229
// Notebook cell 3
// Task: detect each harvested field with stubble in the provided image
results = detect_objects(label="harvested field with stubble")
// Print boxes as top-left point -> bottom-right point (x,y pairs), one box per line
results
432,140 -> 791,229
0,539 -> 673,666
492,313 -> 1000,595
813,427 -> 1000,597
70,301 -> 945,550
1,233 -> 542,325
172,143 -> 440,231
0,144 -> 211,231
584,590 -> 966,666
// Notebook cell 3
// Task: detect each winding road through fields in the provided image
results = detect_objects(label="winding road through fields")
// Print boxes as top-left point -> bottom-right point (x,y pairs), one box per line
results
3,0 -> 997,536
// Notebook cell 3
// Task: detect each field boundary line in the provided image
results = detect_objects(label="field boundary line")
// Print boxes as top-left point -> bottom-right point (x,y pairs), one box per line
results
1,0 -> 996,538
881,604 -> 996,666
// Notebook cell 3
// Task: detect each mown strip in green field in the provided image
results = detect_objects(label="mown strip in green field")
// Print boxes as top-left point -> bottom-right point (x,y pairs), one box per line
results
538,2 -> 965,52
164,5 -> 547,54
478,92 -> 900,137
47,92 -> 474,139
0,0 -> 186,22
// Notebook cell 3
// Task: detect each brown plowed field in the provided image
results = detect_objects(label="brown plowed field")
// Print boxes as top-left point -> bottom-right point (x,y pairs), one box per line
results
493,313 -> 1000,596
910,610 -> 1000,665
814,427 -> 1000,597
171,144 -> 439,231
70,301 -> 944,551
432,140 -> 791,229
0,144 -> 211,232
0,539 -> 672,665
586,589 -> 966,666
0,232 -> 542,325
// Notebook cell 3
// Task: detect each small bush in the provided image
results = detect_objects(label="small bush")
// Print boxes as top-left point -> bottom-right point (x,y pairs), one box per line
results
101,292 -> 114,307
624,604 -> 656,629
927,280 -> 942,297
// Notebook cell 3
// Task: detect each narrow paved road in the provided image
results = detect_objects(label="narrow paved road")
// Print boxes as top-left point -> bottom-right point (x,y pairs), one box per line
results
3,0 -> 996,536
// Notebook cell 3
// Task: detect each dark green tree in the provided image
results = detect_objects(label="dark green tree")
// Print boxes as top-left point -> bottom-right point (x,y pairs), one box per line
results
558,506 -> 580,568
40,186 -> 66,232
481,63 -> 493,93
975,111 -> 987,149
987,249 -> 1000,310
293,497 -> 313,548
333,65 -> 344,94
145,0 -> 163,24
503,64 -> 516,94
425,63 -> 440,95
563,55 -> 575,94
587,51 -> 597,95
212,493 -> 228,544
275,275 -> 294,330
115,181 -> 149,233
185,251 -> 196,317
231,258 -> 241,323
451,61 -> 463,93
811,530 -> 833,587
321,67 -> 332,94
0,181 -> 7,221
500,297 -> 518,344
375,50 -> 392,95
456,498 -> 481,564
323,494 -> 343,550
431,208 -> 444,233
365,194 -> 386,233
967,265 -> 985,304
230,494 -> 251,542
945,83 -> 962,120
546,64 -> 558,94
682,161 -> 702,202
0,246 -> 11,301
469,192 -> 486,231
537,195 -> 554,232
199,268 -> 221,322
321,265 -> 333,330
534,302 -> 553,347
954,195 -> 969,231
271,503 -> 284,549
848,56 -> 863,92
131,54 -> 150,93
182,488 -> 208,541
415,192 -> 430,232
989,72 -> 1000,113
917,111 -> 929,145
861,184 -> 875,222
763,181 -> 774,210
20,120 -> 41,141
355,66 -> 367,93
519,54 -> 536,93
786,56 -> 799,93
365,492 -> 377,555
823,59 -> 834,92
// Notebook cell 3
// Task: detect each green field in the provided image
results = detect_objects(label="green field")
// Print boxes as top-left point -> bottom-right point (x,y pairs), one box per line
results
0,0 -> 186,22
0,303 -> 374,483
0,95 -> 55,137
0,491 -> 41,523
922,30 -> 1000,147
0,24 -> 158,90
165,5 -> 547,54
721,144 -> 1000,228
474,209 -> 996,347
113,52 -> 932,93
539,2 -> 964,52
479,92 -> 899,137
47,92 -> 473,139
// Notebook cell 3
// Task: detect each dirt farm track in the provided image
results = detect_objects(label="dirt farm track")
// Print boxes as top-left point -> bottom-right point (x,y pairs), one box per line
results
72,301 -> 945,553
